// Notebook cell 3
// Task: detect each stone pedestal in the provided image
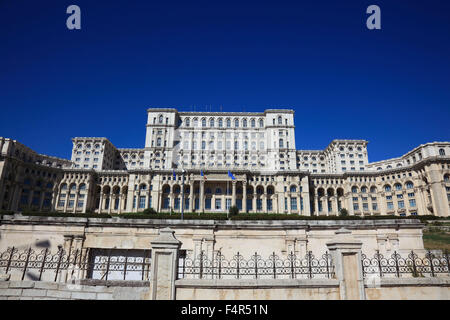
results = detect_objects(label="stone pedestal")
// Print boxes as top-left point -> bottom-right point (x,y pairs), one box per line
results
149,227 -> 181,300
326,228 -> 366,300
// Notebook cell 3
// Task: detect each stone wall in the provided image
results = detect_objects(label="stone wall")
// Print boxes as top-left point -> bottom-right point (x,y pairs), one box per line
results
0,280 -> 150,300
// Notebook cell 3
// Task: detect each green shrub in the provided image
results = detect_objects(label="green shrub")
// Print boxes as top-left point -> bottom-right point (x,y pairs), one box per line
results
228,205 -> 239,217
339,208 -> 348,217
143,208 -> 157,215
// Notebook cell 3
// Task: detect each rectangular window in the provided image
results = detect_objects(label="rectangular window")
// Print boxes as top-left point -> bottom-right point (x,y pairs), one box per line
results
387,202 -> 394,210
215,199 -> 221,210
256,199 -> 262,210
174,198 -> 180,210
291,197 -> 297,211
68,200 -> 74,208
409,199 -> 416,207
363,203 -> 369,211
58,200 -> 65,207
163,197 -> 170,209
226,199 -> 231,210
353,203 -> 359,211
398,200 -> 405,209
284,198 -> 288,211
247,199 -> 253,211
77,201 -> 84,208
267,199 -> 273,211
372,203 -> 378,211
205,198 -> 211,210
236,199 -> 242,210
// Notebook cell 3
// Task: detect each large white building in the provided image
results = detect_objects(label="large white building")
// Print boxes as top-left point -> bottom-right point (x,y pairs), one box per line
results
1,108 -> 449,217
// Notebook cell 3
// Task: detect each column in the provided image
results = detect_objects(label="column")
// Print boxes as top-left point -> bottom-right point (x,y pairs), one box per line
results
73,191 -> 79,213
51,189 -> 58,211
98,191 -> 103,214
39,191 -> 45,211
326,228 -> 366,300
242,182 -> 247,213
232,180 -> 236,207
335,197 -> 339,216
200,180 -> 205,212
252,189 -> 256,213
189,181 -> 194,212
262,194 -> 267,213
63,190 -> 70,213
60,235 -> 73,283
314,193 -> 319,216
149,227 -> 181,300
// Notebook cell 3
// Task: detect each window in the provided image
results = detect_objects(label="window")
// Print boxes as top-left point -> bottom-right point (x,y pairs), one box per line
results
387,202 -> 394,210
398,200 -> 405,209
439,148 -> 445,156
384,185 -> 391,192
409,199 -> 416,207
215,199 -> 221,210
291,197 -> 297,210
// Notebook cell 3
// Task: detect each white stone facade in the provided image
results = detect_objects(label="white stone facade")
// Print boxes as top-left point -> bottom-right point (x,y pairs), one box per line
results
0,108 -> 449,216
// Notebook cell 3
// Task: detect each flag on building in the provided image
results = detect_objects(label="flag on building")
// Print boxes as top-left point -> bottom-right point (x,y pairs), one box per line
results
228,171 -> 236,180
173,170 -> 176,179
200,169 -> 207,180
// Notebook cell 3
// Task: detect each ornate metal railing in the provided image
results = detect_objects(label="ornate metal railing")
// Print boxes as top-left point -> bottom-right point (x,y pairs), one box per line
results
178,251 -> 335,280
361,250 -> 450,278
0,247 -> 151,281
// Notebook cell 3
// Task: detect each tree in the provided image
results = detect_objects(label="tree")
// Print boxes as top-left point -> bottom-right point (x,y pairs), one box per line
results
339,208 -> 348,217
143,208 -> 157,215
229,205 -> 239,217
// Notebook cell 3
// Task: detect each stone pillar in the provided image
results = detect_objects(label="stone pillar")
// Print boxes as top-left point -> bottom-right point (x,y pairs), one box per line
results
242,182 -> 247,213
60,235 -> 73,283
98,192 -> 103,213
73,192 -> 79,214
314,194 -> 319,216
63,191 -> 70,213
232,180 -> 236,207
326,228 -> 366,300
39,191 -> 45,211
150,227 -> 181,300
200,180 -> 205,212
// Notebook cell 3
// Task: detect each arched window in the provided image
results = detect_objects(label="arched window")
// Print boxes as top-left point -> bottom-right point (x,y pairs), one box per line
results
439,148 -> 445,156
251,119 -> 255,128
352,186 -> 358,193
193,118 -> 198,127
290,185 -> 297,193
202,118 -> 206,127
234,119 -> 239,127
278,116 -> 282,125
79,183 -> 86,191
406,182 -> 414,189
279,139 -> 284,148
395,183 -> 402,191
243,119 -> 247,127
139,184 -> 147,191
384,185 -> 391,192
444,174 -> 450,182
361,186 -> 367,193
259,119 -> 264,128
226,119 -> 231,127
209,118 -> 214,127
185,118 -> 190,127
159,115 -> 163,123
218,118 -> 223,127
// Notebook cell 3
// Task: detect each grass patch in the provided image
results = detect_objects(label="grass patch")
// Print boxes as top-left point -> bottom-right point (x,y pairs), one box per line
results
423,229 -> 450,251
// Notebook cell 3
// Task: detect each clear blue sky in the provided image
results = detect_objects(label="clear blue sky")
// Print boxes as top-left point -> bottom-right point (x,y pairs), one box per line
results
1,0 -> 449,162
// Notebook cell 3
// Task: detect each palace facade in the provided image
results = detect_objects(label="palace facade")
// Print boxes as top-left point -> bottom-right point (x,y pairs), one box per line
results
0,108 -> 449,217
